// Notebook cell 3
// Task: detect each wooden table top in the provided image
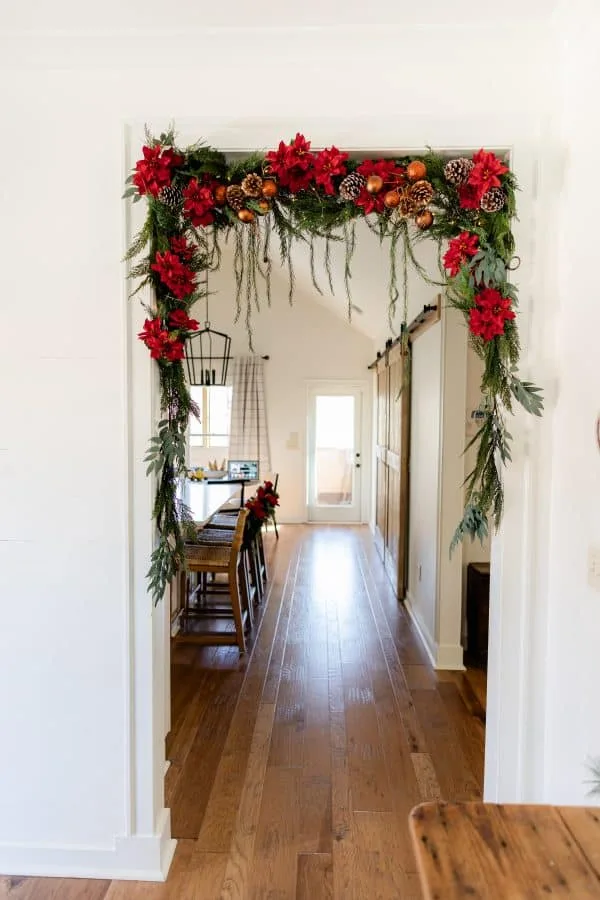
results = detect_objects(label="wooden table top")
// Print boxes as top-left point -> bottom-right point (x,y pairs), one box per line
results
409,801 -> 600,898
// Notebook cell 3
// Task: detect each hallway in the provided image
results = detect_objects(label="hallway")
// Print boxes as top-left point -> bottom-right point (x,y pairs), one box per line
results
1,526 -> 484,899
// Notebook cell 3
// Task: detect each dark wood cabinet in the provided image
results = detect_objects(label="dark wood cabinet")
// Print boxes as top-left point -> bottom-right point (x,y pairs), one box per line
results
466,562 -> 490,667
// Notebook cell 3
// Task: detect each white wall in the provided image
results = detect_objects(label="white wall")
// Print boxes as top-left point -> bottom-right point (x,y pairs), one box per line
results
407,317 -> 443,656
406,304 -> 467,671
0,17 -> 552,878
537,1 -> 600,803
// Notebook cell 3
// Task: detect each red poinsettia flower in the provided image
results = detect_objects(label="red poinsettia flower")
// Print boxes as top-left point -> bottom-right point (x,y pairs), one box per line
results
469,287 -> 516,342
161,337 -> 185,362
468,149 -> 509,197
354,159 -> 405,214
168,309 -> 199,332
138,317 -> 187,361
132,144 -> 183,197
265,133 -> 315,193
313,146 -> 349,195
356,159 -> 403,183
443,232 -> 480,277
182,179 -> 215,227
151,250 -> 196,299
170,235 -> 195,262
458,181 -> 482,210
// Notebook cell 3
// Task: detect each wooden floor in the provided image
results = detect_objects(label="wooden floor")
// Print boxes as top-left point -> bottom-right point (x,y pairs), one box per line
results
1,525 -> 485,899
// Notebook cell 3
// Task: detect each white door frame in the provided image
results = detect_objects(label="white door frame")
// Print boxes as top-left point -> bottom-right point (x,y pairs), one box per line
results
306,380 -> 370,524
124,116 -> 543,874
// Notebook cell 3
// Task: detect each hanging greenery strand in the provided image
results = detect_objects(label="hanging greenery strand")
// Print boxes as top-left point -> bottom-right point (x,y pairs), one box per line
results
125,128 -> 542,604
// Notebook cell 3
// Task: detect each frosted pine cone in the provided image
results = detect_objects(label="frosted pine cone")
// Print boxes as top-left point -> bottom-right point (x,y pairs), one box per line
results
158,185 -> 183,210
480,187 -> 506,213
443,158 -> 474,186
339,172 -> 367,201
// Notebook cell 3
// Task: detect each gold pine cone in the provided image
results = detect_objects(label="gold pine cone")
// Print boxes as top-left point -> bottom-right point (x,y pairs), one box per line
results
409,179 -> 434,209
241,173 -> 263,198
226,184 -> 245,211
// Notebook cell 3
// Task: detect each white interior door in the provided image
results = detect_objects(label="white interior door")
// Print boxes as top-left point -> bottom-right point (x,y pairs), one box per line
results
307,384 -> 363,523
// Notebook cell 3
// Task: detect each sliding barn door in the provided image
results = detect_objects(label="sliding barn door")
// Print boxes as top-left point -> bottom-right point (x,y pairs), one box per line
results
374,361 -> 389,558
373,346 -> 411,599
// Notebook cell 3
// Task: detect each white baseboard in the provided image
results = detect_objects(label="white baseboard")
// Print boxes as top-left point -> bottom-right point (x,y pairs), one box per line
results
0,808 -> 176,882
404,591 -> 465,671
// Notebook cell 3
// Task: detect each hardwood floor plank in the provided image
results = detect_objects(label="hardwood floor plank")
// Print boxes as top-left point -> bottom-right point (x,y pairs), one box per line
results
219,702 -> 277,900
298,775 -> 332,854
411,753 -> 443,801
168,673 -> 241,838
0,877 -> 110,900
559,807 -> 600,877
246,767 -> 300,900
296,853 -> 333,900
412,688 -> 481,801
437,681 -> 485,791
404,665 -> 438,691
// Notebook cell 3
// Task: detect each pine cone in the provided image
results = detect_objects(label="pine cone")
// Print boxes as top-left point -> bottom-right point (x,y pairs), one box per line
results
158,185 -> 183,210
241,173 -> 263,198
480,187 -> 506,213
226,184 -> 245,211
397,190 -> 418,218
339,171 -> 366,201
409,180 -> 434,209
444,158 -> 474,186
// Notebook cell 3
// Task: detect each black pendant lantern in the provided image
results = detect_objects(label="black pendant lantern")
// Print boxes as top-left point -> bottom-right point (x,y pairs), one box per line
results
184,272 -> 232,386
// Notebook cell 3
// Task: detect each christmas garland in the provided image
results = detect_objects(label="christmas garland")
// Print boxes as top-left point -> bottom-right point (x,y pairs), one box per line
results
124,128 -> 543,603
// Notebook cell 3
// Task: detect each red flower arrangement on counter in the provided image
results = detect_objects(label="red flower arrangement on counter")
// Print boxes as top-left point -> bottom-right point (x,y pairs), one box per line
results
245,481 -> 280,538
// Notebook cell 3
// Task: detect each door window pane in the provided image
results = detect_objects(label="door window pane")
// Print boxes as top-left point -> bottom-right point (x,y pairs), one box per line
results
315,395 -> 354,506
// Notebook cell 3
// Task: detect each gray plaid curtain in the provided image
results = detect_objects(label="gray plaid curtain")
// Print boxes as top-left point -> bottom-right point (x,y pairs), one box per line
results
228,356 -> 271,478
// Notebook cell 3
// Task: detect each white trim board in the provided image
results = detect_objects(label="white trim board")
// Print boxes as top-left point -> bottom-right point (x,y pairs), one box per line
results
404,591 -> 465,671
0,811 -> 176,882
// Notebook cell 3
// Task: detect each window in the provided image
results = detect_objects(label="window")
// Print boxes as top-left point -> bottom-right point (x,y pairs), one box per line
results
189,386 -> 232,448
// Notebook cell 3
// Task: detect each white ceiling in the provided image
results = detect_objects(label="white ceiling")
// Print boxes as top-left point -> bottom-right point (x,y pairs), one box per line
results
1,0 -> 559,32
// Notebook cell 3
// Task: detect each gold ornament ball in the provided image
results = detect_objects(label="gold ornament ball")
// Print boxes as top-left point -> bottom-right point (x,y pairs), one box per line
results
407,160 -> 427,182
262,179 -> 278,199
214,184 -> 227,206
415,209 -> 434,230
384,190 -> 401,209
256,199 -> 271,215
366,174 -> 384,194
237,208 -> 256,224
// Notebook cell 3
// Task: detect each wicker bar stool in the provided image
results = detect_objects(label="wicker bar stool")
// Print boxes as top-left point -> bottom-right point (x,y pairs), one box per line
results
193,519 -> 255,627
207,513 -> 266,602
177,508 -> 248,652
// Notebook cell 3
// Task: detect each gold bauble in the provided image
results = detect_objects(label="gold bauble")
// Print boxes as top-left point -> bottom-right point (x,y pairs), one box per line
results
407,160 -> 427,182
384,190 -> 401,208
366,174 -> 384,194
237,208 -> 256,224
214,184 -> 227,206
415,209 -> 434,230
256,199 -> 271,215
261,179 -> 278,199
